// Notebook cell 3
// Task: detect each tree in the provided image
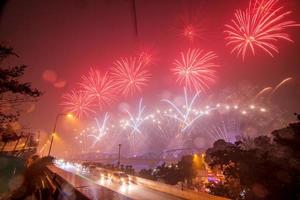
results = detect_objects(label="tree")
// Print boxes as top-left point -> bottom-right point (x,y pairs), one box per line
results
205,115 -> 300,200
178,155 -> 197,187
139,168 -> 157,181
0,45 -> 42,142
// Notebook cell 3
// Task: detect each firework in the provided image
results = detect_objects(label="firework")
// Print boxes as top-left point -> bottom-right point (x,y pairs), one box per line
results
204,117 -> 241,143
121,98 -> 146,134
225,0 -> 299,60
87,113 -> 110,146
111,57 -> 151,96
254,87 -> 273,100
61,90 -> 95,119
271,77 -> 293,95
80,68 -> 117,110
172,48 -> 218,92
145,110 -> 185,150
183,24 -> 199,42
139,51 -> 153,65
118,99 -> 148,156
161,88 -> 213,132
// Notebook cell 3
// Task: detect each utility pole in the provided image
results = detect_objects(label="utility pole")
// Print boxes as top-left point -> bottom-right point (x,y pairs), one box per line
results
117,144 -> 121,168
48,113 -> 73,156
48,114 -> 60,156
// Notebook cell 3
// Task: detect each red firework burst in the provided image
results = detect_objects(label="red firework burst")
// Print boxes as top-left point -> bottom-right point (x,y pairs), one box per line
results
111,57 -> 151,96
225,0 -> 299,60
172,48 -> 218,92
80,68 -> 117,110
183,24 -> 199,42
139,51 -> 153,65
61,90 -> 95,119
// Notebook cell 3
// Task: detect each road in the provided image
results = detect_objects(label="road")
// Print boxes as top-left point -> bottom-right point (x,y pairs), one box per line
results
48,165 -> 184,200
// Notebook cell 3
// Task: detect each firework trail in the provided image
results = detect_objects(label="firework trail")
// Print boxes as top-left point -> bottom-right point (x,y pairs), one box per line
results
225,0 -> 299,60
122,98 -> 146,134
254,86 -> 273,100
119,99 -> 147,155
205,118 -> 241,142
145,110 -> 182,150
80,68 -> 117,111
271,77 -> 293,95
61,90 -> 95,119
172,48 -> 218,92
111,57 -> 151,97
162,88 -> 214,132
87,113 -> 110,146
196,104 -> 272,144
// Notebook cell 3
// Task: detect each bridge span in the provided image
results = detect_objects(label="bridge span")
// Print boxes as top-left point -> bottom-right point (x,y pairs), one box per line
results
51,161 -> 228,200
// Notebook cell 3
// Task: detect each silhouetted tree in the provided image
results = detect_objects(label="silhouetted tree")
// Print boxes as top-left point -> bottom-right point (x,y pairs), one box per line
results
205,115 -> 300,200
0,45 -> 42,142
178,155 -> 197,187
139,168 -> 157,181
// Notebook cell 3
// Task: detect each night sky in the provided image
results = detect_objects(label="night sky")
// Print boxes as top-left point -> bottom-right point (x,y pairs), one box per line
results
1,0 -> 300,155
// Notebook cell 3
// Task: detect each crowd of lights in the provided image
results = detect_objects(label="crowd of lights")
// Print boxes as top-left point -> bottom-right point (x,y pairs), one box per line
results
72,97 -> 269,154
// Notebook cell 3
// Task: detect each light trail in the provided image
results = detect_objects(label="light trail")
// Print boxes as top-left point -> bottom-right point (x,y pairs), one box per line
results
161,88 -> 213,132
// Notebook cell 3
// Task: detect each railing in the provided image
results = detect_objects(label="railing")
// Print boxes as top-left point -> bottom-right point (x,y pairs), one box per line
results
43,167 -> 90,199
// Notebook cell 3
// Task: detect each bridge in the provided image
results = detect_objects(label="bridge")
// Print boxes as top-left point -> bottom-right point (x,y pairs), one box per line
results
71,148 -> 205,170
50,161 -> 228,200
1,143 -> 227,200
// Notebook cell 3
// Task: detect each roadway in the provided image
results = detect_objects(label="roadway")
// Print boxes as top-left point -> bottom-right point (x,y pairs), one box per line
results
48,165 -> 184,200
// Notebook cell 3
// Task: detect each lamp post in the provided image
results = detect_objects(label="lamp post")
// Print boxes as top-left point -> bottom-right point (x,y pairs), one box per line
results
117,144 -> 121,167
48,113 -> 73,156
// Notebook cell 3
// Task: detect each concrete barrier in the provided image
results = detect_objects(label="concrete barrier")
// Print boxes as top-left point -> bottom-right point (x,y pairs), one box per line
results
133,176 -> 228,200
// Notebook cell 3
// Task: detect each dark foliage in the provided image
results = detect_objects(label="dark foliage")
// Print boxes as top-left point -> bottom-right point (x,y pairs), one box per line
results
140,155 -> 198,186
139,168 -> 157,181
205,115 -> 300,200
3,156 -> 54,200
0,45 -> 42,141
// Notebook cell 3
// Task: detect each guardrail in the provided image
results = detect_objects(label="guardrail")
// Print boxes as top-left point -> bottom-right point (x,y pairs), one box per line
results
44,167 -> 90,199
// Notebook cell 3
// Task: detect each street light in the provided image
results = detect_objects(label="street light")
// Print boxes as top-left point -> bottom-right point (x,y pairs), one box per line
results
117,144 -> 121,167
48,113 -> 73,156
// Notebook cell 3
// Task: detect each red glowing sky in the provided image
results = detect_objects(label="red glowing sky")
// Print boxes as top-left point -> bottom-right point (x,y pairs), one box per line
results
1,0 -> 300,139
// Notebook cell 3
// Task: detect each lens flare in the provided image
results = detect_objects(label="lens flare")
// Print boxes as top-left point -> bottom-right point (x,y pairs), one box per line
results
225,0 -> 299,60
111,57 -> 151,97
172,48 -> 218,92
